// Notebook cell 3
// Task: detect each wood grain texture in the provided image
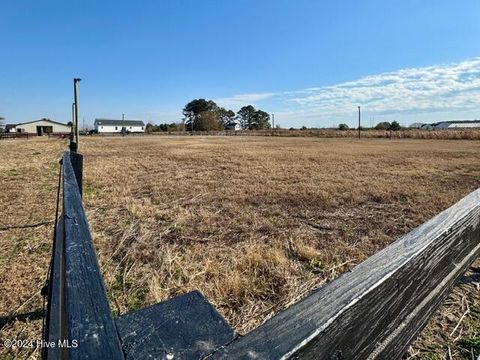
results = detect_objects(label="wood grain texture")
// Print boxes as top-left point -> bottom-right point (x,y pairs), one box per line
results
212,189 -> 480,360
116,291 -> 235,360
61,152 -> 124,359
69,152 -> 83,197
44,214 -> 65,360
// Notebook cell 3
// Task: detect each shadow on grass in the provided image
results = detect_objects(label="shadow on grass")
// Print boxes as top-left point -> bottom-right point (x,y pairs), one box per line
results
0,309 -> 44,330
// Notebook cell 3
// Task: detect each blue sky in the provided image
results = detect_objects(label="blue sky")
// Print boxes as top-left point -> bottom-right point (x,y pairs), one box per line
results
1,0 -> 480,128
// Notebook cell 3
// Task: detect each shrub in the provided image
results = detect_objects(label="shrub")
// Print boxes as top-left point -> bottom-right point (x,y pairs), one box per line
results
375,122 -> 391,130
390,121 -> 401,131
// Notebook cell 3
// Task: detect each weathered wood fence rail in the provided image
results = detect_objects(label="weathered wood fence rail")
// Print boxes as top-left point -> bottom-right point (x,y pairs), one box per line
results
43,151 -> 480,359
0,132 -> 29,139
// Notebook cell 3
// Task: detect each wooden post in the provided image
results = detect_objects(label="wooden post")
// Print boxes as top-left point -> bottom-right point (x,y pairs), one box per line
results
69,152 -> 83,197
272,113 -> 275,136
73,78 -> 81,149
358,106 -> 361,139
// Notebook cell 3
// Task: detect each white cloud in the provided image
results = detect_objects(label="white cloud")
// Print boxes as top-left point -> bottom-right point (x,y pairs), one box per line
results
214,58 -> 480,127
214,92 -> 276,109
287,58 -> 480,116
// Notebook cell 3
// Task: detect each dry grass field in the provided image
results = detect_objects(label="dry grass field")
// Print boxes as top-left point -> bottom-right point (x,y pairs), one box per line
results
1,136 -> 480,359
151,128 -> 480,140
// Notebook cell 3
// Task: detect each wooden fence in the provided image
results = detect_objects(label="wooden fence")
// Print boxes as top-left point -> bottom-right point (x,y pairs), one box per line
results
0,132 -> 29,140
47,133 -> 71,139
43,151 -> 122,359
43,150 -> 480,359
0,132 -> 70,140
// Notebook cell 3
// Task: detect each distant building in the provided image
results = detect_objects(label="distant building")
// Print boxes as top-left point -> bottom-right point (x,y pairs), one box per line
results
224,121 -> 242,131
94,119 -> 145,133
0,117 -> 5,132
5,124 -> 17,133
420,124 -> 433,130
421,120 -> 480,130
433,120 -> 480,129
9,118 -> 70,135
408,122 -> 424,129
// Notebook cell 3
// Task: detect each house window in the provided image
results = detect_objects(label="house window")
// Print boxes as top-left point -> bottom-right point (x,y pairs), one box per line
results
141,127 -> 144,130
101,126 -> 103,129
129,126 -> 132,129
115,126 -> 118,130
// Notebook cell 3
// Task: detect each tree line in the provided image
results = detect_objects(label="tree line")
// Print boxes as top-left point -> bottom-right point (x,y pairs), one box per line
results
337,121 -> 402,131
182,98 -> 271,131
146,122 -> 185,133
146,98 -> 408,133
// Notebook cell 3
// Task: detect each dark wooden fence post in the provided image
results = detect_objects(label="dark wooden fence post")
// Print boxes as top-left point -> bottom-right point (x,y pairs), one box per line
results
68,152 -> 83,197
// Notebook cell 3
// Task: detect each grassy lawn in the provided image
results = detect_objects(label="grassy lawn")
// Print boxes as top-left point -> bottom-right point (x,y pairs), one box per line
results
1,136 -> 479,359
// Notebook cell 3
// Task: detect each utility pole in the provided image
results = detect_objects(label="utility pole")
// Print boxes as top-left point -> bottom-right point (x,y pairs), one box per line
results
74,78 -> 81,147
71,78 -> 81,152
358,106 -> 361,139
272,113 -> 275,135
71,102 -> 75,147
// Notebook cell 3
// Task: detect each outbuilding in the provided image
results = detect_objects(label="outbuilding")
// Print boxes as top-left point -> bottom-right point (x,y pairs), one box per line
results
434,120 -> 480,129
225,120 -> 242,131
5,124 -> 17,133
14,118 -> 71,135
94,119 -> 145,133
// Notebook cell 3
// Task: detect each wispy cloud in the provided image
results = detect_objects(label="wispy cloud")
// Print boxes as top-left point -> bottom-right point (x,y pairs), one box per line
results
287,58 -> 480,116
214,92 -> 277,109
214,58 -> 480,127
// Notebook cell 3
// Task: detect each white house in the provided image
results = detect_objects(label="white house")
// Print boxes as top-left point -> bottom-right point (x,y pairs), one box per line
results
94,119 -> 145,133
225,120 -> 242,131
14,118 -> 71,135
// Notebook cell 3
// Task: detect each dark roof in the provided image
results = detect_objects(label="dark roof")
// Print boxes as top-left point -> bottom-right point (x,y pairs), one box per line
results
94,119 -> 145,127
225,123 -> 239,128
5,124 -> 16,130
17,118 -> 70,127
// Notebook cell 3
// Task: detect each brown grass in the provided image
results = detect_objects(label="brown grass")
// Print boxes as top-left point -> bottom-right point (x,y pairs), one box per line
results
1,135 -> 479,359
409,259 -> 480,359
0,138 -> 67,359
